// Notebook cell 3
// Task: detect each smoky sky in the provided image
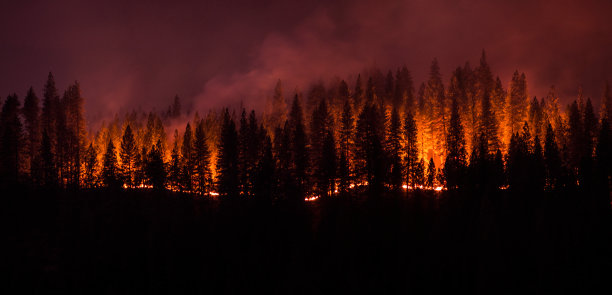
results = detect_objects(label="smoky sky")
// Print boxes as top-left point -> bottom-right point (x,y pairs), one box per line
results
1,0 -> 611,122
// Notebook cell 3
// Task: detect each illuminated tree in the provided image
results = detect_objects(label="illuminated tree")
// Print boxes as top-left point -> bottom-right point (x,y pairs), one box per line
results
507,71 -> 529,135
480,90 -> 499,152
424,58 -> 446,163
338,100 -> 354,193
120,125 -> 137,187
601,82 -> 612,121
169,130 -> 181,190
181,123 -> 194,192
217,109 -> 239,197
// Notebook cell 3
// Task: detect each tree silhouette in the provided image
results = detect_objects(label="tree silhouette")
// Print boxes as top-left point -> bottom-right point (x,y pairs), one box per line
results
120,125 -> 137,187
102,139 -> 120,188
84,143 -> 97,188
338,100 -> 354,193
22,87 -> 40,180
444,99 -> 467,190
388,106 -> 403,190
217,109 -> 239,197
194,119 -> 212,195
181,123 -> 194,192
288,94 -> 309,199
146,140 -> 166,190
0,94 -> 23,186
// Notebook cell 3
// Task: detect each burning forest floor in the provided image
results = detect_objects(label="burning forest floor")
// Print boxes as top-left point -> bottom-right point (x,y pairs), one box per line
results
3,188 -> 611,294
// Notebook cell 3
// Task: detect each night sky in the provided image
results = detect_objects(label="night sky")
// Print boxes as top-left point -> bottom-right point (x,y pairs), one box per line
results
1,0 -> 611,122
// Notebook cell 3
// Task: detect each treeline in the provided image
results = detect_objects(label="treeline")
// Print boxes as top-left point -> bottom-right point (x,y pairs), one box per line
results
1,51 -> 611,202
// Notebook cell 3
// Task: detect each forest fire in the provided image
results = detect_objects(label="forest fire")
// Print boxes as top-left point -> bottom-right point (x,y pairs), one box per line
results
0,51 -> 611,201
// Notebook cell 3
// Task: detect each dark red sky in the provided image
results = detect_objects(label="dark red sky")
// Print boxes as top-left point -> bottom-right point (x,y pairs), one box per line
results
1,0 -> 611,122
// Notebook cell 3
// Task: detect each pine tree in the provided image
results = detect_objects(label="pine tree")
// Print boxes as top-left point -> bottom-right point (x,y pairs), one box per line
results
254,130 -> 275,200
338,100 -> 354,193
181,123 -> 195,192
289,94 -> 309,198
356,103 -> 385,193
507,71 -> 529,135
120,124 -> 137,187
194,119 -> 212,195
0,94 -> 24,186
388,106 -> 402,190
84,143 -> 97,188
544,123 -> 562,190
22,87 -> 40,179
480,89 -> 499,153
403,110 -> 419,187
146,140 -> 166,190
169,130 -> 182,190
40,129 -> 56,188
353,74 -> 364,112
444,99 -> 467,189
102,139 -> 119,188
320,131 -> 337,196
425,58 -> 446,163
63,82 -> 86,188
601,82 -> 612,122
41,72 -> 59,154
217,109 -> 239,197
427,158 -> 436,188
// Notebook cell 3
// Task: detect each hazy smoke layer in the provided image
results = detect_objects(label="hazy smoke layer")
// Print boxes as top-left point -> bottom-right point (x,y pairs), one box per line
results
1,0 -> 611,121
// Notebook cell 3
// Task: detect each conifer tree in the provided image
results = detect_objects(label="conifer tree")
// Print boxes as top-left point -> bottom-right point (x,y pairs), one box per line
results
22,87 -> 40,179
444,99 -> 467,189
426,158 -> 436,188
181,123 -> 194,191
84,143 -> 97,188
388,106 -> 403,190
120,125 -> 137,187
217,109 -> 239,197
353,74 -> 364,112
0,94 -> 23,185
194,120 -> 212,195
338,100 -> 354,193
146,140 -> 166,190
289,94 -> 309,198
544,123 -> 562,190
169,130 -> 182,190
403,110 -> 419,187
102,139 -> 119,188
254,130 -> 275,200
40,129 -> 56,188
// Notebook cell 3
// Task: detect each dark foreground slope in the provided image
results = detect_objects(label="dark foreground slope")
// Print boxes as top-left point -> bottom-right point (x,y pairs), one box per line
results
3,188 -> 611,294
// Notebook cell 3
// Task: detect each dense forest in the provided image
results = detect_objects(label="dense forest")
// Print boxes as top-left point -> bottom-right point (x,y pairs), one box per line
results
3,51 -> 612,293
1,52 -> 611,200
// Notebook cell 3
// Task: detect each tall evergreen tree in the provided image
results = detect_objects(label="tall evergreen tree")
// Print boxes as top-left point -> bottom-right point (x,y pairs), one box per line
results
102,139 -> 119,188
181,123 -> 195,191
194,120 -> 212,195
403,110 -> 419,187
217,109 -> 239,197
388,107 -> 403,190
338,100 -> 354,193
544,123 -> 562,190
289,94 -> 309,198
169,130 -> 182,190
40,129 -> 56,188
444,99 -> 467,189
22,87 -> 40,179
146,140 -> 166,190
0,94 -> 23,186
426,158 -> 436,188
120,125 -> 137,187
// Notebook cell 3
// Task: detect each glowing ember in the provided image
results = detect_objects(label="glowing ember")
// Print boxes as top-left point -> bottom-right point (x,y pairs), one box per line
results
402,184 -> 408,190
305,195 -> 320,202
434,186 -> 443,191
209,192 -> 219,196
